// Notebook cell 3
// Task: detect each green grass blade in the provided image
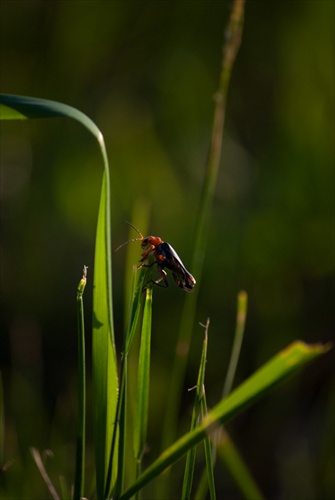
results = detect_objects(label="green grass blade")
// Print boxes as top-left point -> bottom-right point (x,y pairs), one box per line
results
107,266 -> 147,499
195,292 -> 250,500
124,267 -> 147,356
122,202 -> 150,326
200,399 -> 216,500
217,429 -> 264,500
194,427 -> 263,500
134,285 -> 153,478
182,321 -> 209,500
0,93 -> 103,142
162,0 -> 246,457
111,357 -> 126,499
196,291 -> 256,500
59,475 -> 71,500
195,321 -> 216,500
93,173 -> 118,499
74,266 -> 88,500
120,341 -> 331,499
0,93 -> 119,499
223,291 -> 248,398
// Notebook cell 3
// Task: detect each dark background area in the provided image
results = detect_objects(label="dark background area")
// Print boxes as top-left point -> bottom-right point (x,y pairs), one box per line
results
0,1 -> 334,499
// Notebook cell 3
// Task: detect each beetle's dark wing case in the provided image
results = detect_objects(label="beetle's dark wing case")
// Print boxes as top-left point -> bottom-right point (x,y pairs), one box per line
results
159,241 -> 196,291
159,242 -> 188,269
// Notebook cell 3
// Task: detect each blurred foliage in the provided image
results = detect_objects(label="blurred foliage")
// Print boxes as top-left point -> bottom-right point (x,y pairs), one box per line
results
0,1 -> 334,499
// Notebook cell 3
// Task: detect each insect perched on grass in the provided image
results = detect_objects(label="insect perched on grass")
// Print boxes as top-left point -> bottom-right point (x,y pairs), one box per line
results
115,221 -> 196,292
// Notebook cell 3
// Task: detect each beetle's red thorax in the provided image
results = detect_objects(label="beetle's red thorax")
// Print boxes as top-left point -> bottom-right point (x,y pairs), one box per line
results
142,236 -> 162,248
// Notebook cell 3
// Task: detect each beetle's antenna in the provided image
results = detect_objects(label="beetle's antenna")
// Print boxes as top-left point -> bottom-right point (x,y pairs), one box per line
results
114,221 -> 144,252
114,237 -> 142,252
123,220 -> 143,239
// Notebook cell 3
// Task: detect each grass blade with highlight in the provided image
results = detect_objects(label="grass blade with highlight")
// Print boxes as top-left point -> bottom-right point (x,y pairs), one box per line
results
0,93 -> 119,500
134,285 -> 153,482
93,172 -> 118,498
120,341 -> 331,499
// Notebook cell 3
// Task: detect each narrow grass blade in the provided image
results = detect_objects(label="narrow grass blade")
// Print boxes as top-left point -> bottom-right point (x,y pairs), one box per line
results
217,429 -> 264,500
124,267 -> 147,356
111,356 -> 126,499
182,320 -> 209,499
93,172 -> 118,499
194,321 -> 216,500
107,266 -> 147,499
223,291 -> 248,398
122,201 -> 151,326
59,475 -> 71,500
30,448 -> 60,500
74,266 -> 88,500
197,322 -> 216,500
120,341 -> 331,499
162,0 -> 246,461
200,398 -> 216,500
134,285 -> 153,482
194,427 -> 263,500
196,291 -> 256,500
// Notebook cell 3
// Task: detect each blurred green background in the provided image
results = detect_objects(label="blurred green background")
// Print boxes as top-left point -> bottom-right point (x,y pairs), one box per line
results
1,1 -> 334,499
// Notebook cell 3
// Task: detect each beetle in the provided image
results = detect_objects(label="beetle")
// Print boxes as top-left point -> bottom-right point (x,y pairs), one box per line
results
115,221 -> 196,292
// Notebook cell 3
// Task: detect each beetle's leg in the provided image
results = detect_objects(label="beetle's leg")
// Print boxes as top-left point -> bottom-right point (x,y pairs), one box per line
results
137,260 -> 159,270
139,245 -> 155,262
142,268 -> 169,292
157,267 -> 169,287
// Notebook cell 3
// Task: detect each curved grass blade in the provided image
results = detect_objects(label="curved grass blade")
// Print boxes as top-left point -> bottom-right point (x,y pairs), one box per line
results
120,341 -> 331,499
0,93 -> 118,499
0,93 -> 103,141
30,448 -> 60,500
